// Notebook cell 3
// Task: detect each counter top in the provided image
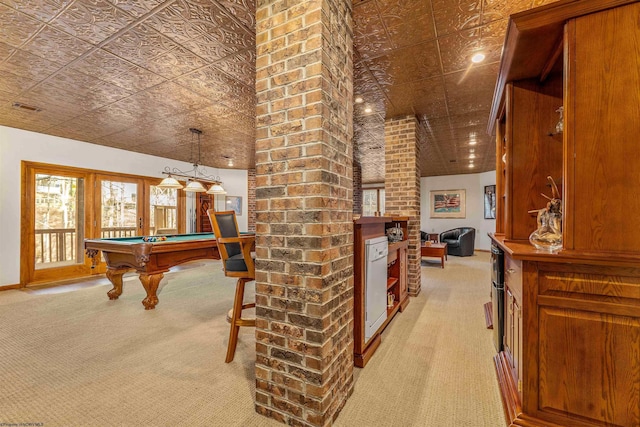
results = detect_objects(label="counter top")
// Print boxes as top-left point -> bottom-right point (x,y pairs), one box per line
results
489,233 -> 640,268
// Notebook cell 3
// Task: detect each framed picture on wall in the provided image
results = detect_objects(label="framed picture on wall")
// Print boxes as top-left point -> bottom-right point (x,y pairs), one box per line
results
430,189 -> 466,218
484,185 -> 496,219
225,196 -> 242,216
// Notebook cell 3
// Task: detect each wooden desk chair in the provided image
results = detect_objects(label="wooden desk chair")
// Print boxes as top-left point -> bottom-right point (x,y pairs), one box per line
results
207,209 -> 255,363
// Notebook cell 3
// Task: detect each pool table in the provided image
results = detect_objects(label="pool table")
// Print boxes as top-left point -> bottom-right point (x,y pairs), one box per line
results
84,233 -> 220,310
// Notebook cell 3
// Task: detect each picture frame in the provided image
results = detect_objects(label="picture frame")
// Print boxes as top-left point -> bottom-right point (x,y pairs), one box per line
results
225,195 -> 242,216
430,189 -> 466,218
484,185 -> 496,219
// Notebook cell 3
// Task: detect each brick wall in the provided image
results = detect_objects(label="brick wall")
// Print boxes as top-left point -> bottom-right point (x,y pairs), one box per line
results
255,1 -> 354,426
352,161 -> 362,215
248,168 -> 256,232
384,115 -> 422,296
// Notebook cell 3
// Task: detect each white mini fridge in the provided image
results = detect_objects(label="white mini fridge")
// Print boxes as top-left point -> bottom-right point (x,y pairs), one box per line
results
364,236 -> 389,342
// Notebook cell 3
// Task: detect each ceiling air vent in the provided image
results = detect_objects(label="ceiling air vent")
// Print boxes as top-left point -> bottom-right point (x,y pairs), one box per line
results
449,159 -> 457,163
12,102 -> 42,112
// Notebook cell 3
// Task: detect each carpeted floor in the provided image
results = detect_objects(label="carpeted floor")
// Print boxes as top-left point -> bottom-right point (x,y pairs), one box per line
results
0,253 -> 504,426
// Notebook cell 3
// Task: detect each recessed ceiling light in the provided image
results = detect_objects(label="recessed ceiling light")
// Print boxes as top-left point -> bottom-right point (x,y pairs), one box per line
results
469,140 -> 477,146
469,163 -> 475,168
355,96 -> 364,104
471,53 -> 485,63
364,106 -> 372,113
469,154 -> 476,159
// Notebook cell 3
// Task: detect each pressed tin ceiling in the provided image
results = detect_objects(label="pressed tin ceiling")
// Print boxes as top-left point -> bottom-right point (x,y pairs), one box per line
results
0,0 -> 557,183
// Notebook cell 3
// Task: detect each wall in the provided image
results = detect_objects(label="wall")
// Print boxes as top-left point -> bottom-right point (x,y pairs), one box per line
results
0,125 -> 248,287
420,171 -> 496,251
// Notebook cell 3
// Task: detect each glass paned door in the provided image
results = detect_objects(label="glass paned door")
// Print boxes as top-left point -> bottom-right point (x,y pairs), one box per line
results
149,185 -> 178,235
99,179 -> 142,238
34,174 -> 85,269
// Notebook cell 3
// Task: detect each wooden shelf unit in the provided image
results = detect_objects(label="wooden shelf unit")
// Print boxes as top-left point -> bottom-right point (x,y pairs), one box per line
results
353,216 -> 409,368
488,2 -> 640,426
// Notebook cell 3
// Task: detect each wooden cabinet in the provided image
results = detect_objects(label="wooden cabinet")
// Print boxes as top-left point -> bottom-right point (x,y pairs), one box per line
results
489,2 -> 640,426
353,216 -> 409,368
503,255 -> 523,397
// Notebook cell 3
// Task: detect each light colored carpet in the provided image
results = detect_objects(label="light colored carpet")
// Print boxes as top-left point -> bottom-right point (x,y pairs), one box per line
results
335,252 -> 504,426
0,253 -> 504,426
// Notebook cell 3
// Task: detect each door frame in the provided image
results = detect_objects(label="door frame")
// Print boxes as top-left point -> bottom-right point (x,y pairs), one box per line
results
20,161 -> 186,286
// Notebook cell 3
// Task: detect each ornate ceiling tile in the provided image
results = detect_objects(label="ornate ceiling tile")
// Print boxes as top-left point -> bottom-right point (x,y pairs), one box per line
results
353,62 -> 381,96
146,44 -> 208,77
0,0 -> 74,23
69,48 -> 167,91
386,11 -> 436,50
45,67 -> 107,92
385,76 -> 448,119
22,24 -> 95,64
211,48 -> 255,87
0,40 -> 15,60
217,0 -> 255,32
482,0 -> 531,24
0,4 -> 45,48
0,0 -> 561,178
102,23 -> 177,68
432,0 -> 482,37
0,70 -> 38,94
180,33 -> 236,63
353,0 -> 393,60
107,0 -> 167,18
51,0 -> 135,45
0,48 -> 64,82
205,17 -> 253,52
437,26 -> 490,74
145,81 -> 213,111
444,62 -> 498,116
145,3 -> 211,44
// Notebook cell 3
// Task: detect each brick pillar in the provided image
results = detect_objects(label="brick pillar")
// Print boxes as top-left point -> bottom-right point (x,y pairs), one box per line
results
384,116 -> 421,296
255,1 -> 354,426
352,161 -> 362,215
247,168 -> 256,232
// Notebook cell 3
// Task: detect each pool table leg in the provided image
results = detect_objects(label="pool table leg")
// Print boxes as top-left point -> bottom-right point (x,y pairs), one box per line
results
139,273 -> 164,310
106,267 -> 129,300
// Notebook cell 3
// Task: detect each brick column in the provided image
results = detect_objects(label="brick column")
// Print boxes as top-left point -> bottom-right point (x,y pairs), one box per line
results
384,116 -> 422,296
247,168 -> 256,232
352,161 -> 362,215
255,1 -> 354,426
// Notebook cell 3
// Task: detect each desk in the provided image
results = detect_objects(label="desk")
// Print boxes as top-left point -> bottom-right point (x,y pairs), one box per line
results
421,242 -> 447,268
85,233 -> 220,309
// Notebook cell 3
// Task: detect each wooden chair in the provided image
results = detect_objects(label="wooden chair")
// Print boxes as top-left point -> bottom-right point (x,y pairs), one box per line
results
207,209 -> 255,363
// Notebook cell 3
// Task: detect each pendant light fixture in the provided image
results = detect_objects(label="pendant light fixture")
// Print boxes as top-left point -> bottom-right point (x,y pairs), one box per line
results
158,128 -> 226,194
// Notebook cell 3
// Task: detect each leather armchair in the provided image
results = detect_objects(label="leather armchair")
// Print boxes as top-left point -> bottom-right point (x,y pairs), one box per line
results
439,227 -> 476,257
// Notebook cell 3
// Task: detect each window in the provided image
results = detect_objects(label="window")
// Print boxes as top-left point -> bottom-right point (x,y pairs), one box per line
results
22,162 -> 185,285
34,174 -> 85,269
362,188 -> 385,216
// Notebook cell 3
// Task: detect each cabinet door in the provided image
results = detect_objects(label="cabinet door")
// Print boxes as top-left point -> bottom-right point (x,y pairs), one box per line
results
504,286 -> 523,394
505,288 -> 514,364
513,298 -> 522,393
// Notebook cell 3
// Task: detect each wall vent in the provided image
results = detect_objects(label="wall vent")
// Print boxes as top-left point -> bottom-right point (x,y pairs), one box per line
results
12,102 -> 42,112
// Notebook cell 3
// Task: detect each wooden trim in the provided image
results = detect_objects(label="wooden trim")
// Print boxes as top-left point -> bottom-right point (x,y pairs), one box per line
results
0,284 -> 21,291
562,20 -> 575,251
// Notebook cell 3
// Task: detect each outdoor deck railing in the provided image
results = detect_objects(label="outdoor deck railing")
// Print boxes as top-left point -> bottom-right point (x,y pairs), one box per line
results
35,227 -> 138,264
